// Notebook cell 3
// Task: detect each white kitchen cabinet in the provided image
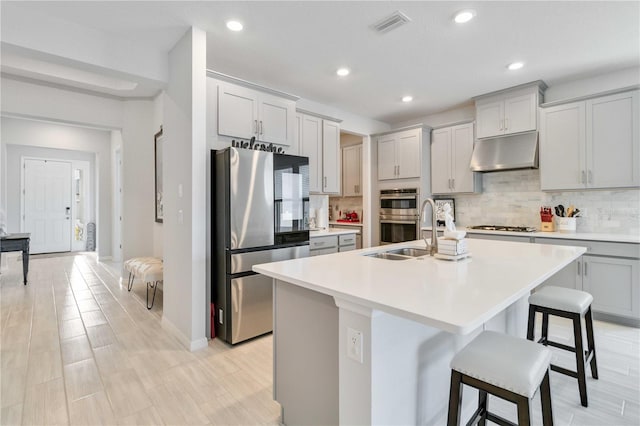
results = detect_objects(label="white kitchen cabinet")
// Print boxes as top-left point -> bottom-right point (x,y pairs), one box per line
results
431,122 -> 481,194
342,144 -> 362,196
540,90 -> 639,190
298,112 -> 341,194
338,233 -> 357,252
535,237 -> 640,325
322,120 -> 341,194
475,82 -> 546,139
377,128 -> 422,180
218,82 -> 296,146
310,235 -> 338,256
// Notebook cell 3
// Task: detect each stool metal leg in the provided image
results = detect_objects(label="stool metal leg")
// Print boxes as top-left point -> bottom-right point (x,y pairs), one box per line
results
540,370 -> 554,426
572,314 -> 588,407
127,272 -> 134,291
447,370 -> 463,426
585,307 -> 599,380
147,281 -> 158,310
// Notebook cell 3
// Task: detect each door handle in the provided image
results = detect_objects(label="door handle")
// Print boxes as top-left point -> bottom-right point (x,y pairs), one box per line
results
259,120 -> 264,135
588,170 -> 592,184
254,120 -> 258,134
583,262 -> 588,276
577,260 -> 581,276
65,207 -> 71,215
452,178 -> 455,189
504,118 -> 509,130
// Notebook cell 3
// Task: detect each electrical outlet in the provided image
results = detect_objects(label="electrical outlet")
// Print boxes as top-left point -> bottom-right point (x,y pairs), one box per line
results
347,327 -> 363,363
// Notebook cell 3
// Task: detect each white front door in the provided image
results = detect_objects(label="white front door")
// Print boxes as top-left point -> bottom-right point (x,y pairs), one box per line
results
23,159 -> 72,254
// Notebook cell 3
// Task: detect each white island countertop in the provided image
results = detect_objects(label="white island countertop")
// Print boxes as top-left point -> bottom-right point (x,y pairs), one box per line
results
254,238 -> 586,334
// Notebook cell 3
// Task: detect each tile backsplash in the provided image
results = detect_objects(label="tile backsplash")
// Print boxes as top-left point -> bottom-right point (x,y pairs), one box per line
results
453,169 -> 640,235
328,196 -> 363,222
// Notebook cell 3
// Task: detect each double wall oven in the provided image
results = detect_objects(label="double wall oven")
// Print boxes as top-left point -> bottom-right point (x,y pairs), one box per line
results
379,188 -> 420,244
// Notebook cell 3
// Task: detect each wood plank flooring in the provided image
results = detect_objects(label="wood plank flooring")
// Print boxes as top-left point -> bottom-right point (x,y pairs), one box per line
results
1,252 -> 639,425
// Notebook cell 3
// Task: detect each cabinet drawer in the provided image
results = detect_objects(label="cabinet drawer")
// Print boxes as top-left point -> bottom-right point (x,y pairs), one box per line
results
310,236 -> 338,250
338,244 -> 356,252
310,247 -> 338,257
467,233 -> 533,243
534,238 -> 640,258
339,234 -> 356,245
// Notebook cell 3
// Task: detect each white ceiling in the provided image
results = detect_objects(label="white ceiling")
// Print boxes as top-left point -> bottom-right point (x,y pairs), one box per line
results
2,1 -> 639,124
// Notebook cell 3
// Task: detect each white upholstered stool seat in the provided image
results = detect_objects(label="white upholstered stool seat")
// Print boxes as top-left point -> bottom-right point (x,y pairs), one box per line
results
529,286 -> 593,314
451,331 -> 552,398
448,331 -> 554,426
124,257 -> 163,310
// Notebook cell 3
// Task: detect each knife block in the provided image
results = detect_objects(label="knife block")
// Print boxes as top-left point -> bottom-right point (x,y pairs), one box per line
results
540,221 -> 555,232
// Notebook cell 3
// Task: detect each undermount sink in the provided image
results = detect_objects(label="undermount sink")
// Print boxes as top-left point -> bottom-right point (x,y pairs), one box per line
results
364,246 -> 430,260
364,252 -> 410,261
386,247 -> 430,257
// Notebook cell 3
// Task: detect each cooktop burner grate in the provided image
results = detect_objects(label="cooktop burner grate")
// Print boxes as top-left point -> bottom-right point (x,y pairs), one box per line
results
468,225 -> 537,233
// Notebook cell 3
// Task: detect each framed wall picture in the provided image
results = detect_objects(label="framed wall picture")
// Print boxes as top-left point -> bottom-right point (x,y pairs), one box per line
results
434,198 -> 455,226
154,127 -> 164,223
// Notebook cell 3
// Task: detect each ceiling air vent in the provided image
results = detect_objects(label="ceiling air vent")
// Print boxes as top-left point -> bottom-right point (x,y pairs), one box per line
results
372,10 -> 411,33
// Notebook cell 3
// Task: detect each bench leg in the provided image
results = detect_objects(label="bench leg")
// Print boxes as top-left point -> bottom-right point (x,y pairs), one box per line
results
127,272 -> 134,291
540,370 -> 554,426
447,370 -> 463,426
147,281 -> 158,310
573,313 -> 588,407
585,307 -> 599,380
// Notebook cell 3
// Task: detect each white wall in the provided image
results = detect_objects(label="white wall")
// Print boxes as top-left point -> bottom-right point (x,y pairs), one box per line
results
1,117 -> 111,257
110,130 -> 123,261
162,27 -> 208,351
545,66 -> 640,102
1,77 -> 157,262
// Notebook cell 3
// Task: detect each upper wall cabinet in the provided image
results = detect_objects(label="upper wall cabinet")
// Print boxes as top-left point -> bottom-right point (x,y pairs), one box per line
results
431,122 -> 481,194
342,144 -> 362,196
475,82 -> 547,139
540,90 -> 639,190
377,128 -> 424,180
218,82 -> 297,146
298,111 -> 341,194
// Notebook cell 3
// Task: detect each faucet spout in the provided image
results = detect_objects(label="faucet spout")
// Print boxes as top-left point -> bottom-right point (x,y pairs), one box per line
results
420,198 -> 438,256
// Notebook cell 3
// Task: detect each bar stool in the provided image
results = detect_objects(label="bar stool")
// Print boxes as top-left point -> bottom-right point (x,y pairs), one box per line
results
527,286 -> 598,407
447,331 -> 553,426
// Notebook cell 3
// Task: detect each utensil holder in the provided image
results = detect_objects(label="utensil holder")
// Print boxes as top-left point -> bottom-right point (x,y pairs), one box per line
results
556,217 -> 577,233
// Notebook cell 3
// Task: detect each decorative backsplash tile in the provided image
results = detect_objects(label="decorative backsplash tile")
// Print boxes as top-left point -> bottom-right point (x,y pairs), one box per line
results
328,196 -> 363,221
453,169 -> 640,235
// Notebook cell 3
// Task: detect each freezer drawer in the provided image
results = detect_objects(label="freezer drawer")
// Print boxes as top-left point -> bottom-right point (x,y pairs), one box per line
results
229,273 -> 274,344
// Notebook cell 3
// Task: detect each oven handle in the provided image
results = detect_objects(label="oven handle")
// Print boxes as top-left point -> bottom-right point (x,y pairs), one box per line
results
380,196 -> 418,201
380,219 -> 419,225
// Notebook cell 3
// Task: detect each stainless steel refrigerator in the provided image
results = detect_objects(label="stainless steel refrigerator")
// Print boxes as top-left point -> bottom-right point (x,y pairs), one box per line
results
212,147 -> 310,344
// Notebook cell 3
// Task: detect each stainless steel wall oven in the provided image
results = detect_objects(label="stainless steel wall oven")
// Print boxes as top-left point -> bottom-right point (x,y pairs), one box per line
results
379,188 -> 420,244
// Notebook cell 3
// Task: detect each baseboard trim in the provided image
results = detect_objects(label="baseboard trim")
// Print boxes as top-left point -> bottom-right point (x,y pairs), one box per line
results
161,316 -> 208,352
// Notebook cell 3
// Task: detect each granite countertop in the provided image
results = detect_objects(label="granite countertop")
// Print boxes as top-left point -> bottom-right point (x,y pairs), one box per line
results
254,238 -> 585,334
421,226 -> 640,244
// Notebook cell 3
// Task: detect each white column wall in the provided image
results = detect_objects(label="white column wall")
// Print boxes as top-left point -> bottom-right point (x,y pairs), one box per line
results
162,27 -> 208,351
121,100 -> 155,262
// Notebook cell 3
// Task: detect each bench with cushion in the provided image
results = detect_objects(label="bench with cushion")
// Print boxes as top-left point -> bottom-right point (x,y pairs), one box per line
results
124,257 -> 163,309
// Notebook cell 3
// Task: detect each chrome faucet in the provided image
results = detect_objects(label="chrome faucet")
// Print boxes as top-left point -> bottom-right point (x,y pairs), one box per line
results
420,198 -> 438,256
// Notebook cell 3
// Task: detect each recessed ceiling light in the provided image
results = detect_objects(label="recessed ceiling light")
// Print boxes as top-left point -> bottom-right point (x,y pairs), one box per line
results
226,20 -> 243,31
336,68 -> 350,77
402,96 -> 413,103
454,10 -> 476,24
507,62 -> 524,71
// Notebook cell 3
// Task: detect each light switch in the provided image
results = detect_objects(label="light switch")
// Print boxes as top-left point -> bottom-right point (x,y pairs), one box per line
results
178,209 -> 183,224
178,184 -> 183,198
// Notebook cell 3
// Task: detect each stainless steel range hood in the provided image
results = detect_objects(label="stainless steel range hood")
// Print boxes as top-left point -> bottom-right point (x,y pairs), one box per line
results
470,131 -> 539,172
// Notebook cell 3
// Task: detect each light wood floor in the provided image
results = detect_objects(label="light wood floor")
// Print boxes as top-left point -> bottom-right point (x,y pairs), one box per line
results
1,252 -> 639,425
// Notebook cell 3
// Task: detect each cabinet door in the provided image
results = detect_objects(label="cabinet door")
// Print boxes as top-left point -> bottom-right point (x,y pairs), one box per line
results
396,131 -> 421,179
342,145 -> 361,196
300,114 -> 323,193
451,123 -> 477,193
322,120 -> 341,194
476,100 -> 504,138
504,93 -> 537,135
582,256 -> 639,319
587,90 -> 640,189
377,135 -> 397,180
258,94 -> 296,146
218,83 -> 258,139
430,127 -> 451,194
540,102 -> 586,190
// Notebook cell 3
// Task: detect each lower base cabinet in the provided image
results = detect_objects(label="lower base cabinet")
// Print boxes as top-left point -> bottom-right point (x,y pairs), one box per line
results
535,238 -> 640,326
310,232 -> 359,256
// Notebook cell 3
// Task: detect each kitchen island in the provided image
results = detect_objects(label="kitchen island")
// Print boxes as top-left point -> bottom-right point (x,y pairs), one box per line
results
254,238 -> 586,425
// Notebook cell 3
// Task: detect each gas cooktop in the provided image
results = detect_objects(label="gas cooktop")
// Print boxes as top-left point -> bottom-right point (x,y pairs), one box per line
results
468,225 -> 537,233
